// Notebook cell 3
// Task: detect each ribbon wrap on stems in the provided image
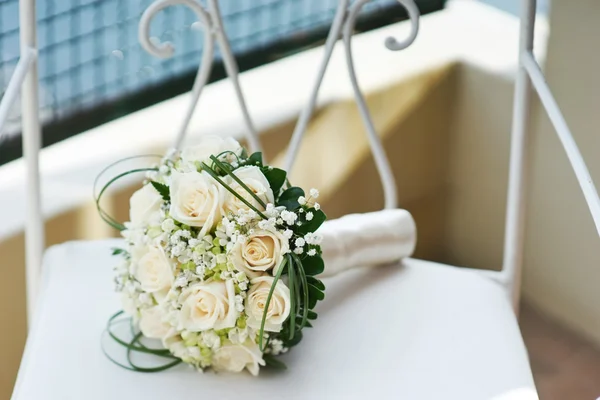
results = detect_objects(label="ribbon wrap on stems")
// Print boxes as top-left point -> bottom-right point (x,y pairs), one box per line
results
317,209 -> 417,278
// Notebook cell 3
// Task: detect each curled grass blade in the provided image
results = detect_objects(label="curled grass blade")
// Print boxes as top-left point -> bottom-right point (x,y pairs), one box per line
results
215,150 -> 241,164
288,258 -> 296,340
293,254 -> 310,329
209,155 -> 267,209
102,311 -> 181,372
106,311 -> 176,357
259,257 -> 287,351
127,333 -> 182,372
202,162 -> 267,219
93,155 -> 162,231
95,167 -> 159,231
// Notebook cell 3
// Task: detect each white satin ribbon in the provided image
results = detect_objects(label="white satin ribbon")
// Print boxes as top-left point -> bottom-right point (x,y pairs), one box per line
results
317,209 -> 417,278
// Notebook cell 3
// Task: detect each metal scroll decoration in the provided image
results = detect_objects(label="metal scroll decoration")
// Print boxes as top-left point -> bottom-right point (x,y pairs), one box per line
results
284,0 -> 420,210
138,0 -> 262,154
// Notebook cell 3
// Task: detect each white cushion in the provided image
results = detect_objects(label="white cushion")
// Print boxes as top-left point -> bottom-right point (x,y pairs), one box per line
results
12,240 -> 536,400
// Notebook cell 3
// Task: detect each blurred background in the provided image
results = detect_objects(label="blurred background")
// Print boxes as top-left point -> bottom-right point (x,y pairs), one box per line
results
1,0 -> 599,399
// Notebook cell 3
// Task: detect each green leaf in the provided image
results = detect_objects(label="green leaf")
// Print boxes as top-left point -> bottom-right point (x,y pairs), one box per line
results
307,292 -> 319,309
111,248 -> 126,256
296,318 -> 313,328
263,354 -> 287,370
283,329 -> 303,348
308,285 -> 325,301
301,255 -> 324,276
248,152 -> 263,167
296,209 -> 327,234
306,310 -> 318,320
306,276 -> 325,291
150,181 -> 170,202
262,167 -> 287,196
278,187 -> 305,210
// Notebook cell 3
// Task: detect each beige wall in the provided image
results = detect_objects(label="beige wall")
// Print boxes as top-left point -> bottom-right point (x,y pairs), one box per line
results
522,0 -> 600,343
440,1 -> 600,344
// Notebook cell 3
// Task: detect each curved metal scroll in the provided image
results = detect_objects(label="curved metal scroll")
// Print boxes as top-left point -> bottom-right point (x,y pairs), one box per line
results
139,0 -> 262,153
284,0 -> 420,210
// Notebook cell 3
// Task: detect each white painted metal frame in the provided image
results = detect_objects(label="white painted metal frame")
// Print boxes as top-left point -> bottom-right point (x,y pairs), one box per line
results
7,0 -> 600,321
501,0 -> 600,308
0,0 -> 42,325
138,0 -> 262,153
284,0 -> 420,210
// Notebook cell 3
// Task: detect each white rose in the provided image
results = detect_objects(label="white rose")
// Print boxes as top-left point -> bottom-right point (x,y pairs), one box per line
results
139,306 -> 171,339
181,135 -> 242,165
135,245 -> 173,302
223,166 -> 274,214
178,280 -> 238,332
169,170 -> 223,236
231,230 -> 289,278
120,292 -> 138,317
129,184 -> 163,227
162,331 -> 195,363
212,340 -> 265,376
245,276 -> 291,333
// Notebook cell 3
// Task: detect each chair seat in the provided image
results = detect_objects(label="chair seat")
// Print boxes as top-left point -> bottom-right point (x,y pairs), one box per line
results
12,239 -> 536,400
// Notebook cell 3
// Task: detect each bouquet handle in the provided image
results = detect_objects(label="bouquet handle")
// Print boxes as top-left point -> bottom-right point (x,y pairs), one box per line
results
318,209 -> 417,278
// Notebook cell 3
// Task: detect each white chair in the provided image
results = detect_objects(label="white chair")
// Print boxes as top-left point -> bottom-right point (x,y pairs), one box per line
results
5,0 -> 599,399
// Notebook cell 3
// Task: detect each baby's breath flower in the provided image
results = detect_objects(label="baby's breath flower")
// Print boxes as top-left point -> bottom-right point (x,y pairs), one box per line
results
309,188 -> 319,198
283,229 -> 294,239
294,247 -> 304,255
306,212 -> 314,221
202,331 -> 221,349
314,202 -> 321,211
234,295 -> 245,312
295,238 -> 306,247
307,248 -> 317,256
265,203 -> 278,218
174,274 -> 189,288
304,232 -> 322,245
281,210 -> 298,225
298,196 -> 306,205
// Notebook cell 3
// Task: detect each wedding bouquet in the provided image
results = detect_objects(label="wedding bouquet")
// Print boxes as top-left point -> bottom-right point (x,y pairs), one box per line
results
102,135 -> 326,375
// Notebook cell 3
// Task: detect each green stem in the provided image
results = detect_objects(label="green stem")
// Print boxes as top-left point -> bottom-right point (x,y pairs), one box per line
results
293,254 -> 310,329
209,155 -> 267,209
215,150 -> 241,164
202,162 -> 268,219
102,311 -> 182,373
288,257 -> 296,340
106,312 -> 176,357
127,333 -> 182,372
259,257 -> 287,351
95,167 -> 159,231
